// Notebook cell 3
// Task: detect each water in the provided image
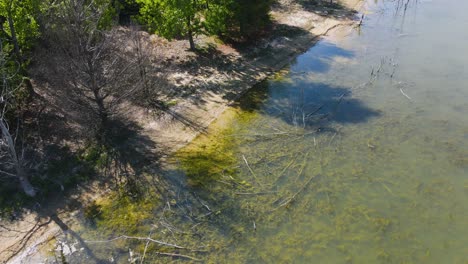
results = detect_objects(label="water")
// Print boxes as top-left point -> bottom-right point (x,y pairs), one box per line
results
71,0 -> 468,263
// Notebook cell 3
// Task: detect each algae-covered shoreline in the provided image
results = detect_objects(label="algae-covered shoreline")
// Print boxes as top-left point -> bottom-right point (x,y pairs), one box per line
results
2,1 -> 366,263
5,0 -> 468,262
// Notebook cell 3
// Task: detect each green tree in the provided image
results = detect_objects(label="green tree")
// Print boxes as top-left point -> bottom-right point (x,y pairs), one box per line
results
0,0 -> 41,97
136,0 -> 205,50
205,0 -> 272,41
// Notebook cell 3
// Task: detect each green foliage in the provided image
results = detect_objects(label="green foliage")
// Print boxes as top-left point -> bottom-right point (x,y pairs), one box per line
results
87,191 -> 155,234
136,0 -> 272,46
177,130 -> 237,187
204,0 -> 272,40
114,0 -> 141,24
46,0 -> 116,32
136,0 -> 204,46
0,0 -> 41,52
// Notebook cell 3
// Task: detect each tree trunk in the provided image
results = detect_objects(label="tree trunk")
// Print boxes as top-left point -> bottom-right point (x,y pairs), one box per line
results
18,168 -> 37,197
88,58 -> 109,143
92,88 -> 109,143
6,12 -> 21,65
6,8 -> 36,99
0,118 -> 36,197
186,17 -> 196,51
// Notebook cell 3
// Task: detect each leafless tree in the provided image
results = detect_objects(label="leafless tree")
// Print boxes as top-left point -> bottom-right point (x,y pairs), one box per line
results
44,0 -> 144,143
0,40 -> 36,197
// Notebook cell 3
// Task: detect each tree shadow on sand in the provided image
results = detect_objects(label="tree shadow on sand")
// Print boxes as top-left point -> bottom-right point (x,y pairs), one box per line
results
274,0 -> 359,20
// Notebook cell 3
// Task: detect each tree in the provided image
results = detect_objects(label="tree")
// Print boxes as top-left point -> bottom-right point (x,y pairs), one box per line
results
44,0 -> 143,144
0,0 -> 42,98
136,0 -> 205,50
113,0 -> 141,24
204,0 -> 272,41
0,40 -> 36,197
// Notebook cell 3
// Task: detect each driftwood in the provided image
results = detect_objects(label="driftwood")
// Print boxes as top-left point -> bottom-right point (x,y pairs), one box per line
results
272,174 -> 320,211
154,251 -> 202,262
234,191 -> 278,196
399,88 -> 412,101
242,155 -> 263,187
85,235 -> 188,250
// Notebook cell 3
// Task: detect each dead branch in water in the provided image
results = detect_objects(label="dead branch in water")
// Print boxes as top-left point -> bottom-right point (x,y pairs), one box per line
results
357,14 -> 365,27
399,88 -> 412,101
85,235 -> 190,250
272,171 -> 320,212
272,156 -> 297,186
242,155 -> 263,187
234,191 -> 278,196
154,251 -> 202,262
295,151 -> 311,182
140,230 -> 153,264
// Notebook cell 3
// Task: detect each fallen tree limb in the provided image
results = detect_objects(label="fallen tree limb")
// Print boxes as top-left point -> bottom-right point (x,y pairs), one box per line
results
272,174 -> 321,211
234,191 -> 278,196
242,155 -> 263,187
155,251 -> 202,262
400,88 -> 412,101
85,235 -> 187,250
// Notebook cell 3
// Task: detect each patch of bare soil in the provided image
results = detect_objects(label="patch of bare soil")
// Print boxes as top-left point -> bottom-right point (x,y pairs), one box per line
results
1,0 -> 364,262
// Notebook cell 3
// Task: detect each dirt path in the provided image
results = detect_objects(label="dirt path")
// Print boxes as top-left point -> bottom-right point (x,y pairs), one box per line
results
1,0 -> 364,263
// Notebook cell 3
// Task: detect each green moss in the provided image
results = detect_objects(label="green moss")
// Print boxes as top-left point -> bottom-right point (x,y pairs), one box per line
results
89,192 -> 157,235
176,129 -> 238,187
175,99 -> 260,187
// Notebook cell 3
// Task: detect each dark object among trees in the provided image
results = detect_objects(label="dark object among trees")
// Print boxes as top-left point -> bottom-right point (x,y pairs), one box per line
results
204,0 -> 272,41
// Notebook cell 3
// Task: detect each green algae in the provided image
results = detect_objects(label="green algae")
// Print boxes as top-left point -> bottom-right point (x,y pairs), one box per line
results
63,0 -> 468,262
84,191 -> 157,236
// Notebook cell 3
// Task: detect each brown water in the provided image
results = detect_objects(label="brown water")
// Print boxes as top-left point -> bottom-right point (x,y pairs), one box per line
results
59,0 -> 468,263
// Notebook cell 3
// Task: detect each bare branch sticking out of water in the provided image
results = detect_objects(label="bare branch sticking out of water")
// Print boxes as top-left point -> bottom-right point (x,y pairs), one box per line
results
400,88 -> 412,101
140,230 -> 153,264
357,14 -> 365,27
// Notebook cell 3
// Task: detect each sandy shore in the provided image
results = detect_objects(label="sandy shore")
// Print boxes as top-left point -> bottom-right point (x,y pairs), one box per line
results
1,0 -> 364,262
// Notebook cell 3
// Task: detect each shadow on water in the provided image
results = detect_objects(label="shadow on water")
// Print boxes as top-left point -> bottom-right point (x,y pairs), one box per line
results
291,42 -> 354,73
0,2 -> 370,262
233,79 -> 380,129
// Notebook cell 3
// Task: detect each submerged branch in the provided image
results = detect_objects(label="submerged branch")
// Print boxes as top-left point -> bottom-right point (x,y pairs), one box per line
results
272,174 -> 320,211
242,155 -> 263,187
85,235 -> 188,250
399,88 -> 412,101
154,251 -> 202,262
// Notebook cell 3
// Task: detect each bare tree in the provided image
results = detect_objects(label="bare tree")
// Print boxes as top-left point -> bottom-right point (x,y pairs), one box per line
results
0,40 -> 36,197
44,0 -> 143,143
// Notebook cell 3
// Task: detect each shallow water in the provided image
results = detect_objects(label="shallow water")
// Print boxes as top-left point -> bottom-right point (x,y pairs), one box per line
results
71,0 -> 468,263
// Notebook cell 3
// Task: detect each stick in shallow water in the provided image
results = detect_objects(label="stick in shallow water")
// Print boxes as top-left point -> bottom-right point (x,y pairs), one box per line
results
400,88 -> 412,101
242,155 -> 263,187
272,174 -> 321,211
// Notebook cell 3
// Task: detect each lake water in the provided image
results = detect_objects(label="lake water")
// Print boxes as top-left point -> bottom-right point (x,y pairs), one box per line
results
68,0 -> 468,263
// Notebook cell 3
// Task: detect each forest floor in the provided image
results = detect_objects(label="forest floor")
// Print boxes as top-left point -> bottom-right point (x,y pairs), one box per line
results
1,0 -> 364,263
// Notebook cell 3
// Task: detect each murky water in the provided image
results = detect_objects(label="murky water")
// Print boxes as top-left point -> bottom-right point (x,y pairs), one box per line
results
67,0 -> 468,263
